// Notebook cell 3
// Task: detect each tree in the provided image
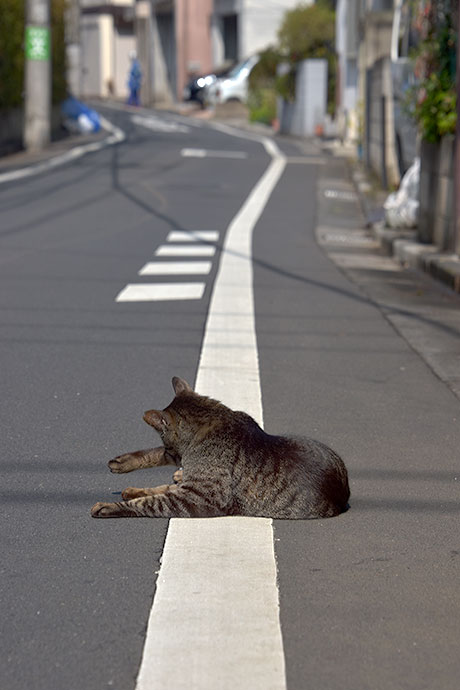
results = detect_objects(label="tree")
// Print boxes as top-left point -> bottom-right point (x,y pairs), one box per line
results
277,0 -> 336,111
0,0 -> 67,111
0,0 -> 25,108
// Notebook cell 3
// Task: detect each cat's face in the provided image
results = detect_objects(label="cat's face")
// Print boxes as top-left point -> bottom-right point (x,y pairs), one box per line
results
143,376 -> 196,452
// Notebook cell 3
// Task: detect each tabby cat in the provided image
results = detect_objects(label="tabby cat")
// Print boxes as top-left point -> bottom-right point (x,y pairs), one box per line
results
91,377 -> 350,519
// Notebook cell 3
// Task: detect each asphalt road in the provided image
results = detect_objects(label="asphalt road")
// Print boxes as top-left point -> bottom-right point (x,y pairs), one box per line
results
1,106 -> 459,690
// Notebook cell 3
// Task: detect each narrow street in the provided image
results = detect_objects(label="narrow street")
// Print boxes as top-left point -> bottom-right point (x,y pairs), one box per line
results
1,106 -> 459,690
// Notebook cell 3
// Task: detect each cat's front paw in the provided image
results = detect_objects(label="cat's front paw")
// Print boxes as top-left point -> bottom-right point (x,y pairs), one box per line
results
108,453 -> 138,473
91,501 -> 119,518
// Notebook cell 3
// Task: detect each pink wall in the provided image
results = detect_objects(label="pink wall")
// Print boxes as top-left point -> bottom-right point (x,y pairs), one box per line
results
175,0 -> 213,100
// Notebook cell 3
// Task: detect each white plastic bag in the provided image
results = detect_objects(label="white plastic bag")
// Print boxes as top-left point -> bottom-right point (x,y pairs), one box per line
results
384,158 -> 420,228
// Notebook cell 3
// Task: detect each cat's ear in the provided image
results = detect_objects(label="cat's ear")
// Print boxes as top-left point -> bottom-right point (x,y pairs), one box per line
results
143,409 -> 171,430
172,376 -> 193,395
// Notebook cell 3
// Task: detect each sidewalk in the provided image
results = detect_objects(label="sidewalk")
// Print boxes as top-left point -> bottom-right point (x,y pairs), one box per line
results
0,111 -> 123,184
317,149 -> 460,402
0,129 -> 108,175
323,141 -> 460,295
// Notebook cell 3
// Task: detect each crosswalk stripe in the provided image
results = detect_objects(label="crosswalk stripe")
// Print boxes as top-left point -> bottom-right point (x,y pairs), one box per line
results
155,244 -> 216,257
166,231 -> 219,243
138,261 -> 212,275
115,283 -> 205,301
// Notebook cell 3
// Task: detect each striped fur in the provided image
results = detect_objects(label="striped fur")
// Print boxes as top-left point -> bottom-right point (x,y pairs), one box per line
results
91,377 -> 350,519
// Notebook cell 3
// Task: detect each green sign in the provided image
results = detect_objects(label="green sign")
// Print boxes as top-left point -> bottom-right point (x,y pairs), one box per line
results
25,26 -> 50,61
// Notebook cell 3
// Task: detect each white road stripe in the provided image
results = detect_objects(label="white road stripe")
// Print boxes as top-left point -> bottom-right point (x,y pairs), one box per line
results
0,116 -> 125,185
135,136 -> 287,690
115,283 -> 205,301
155,244 -> 216,257
131,114 -> 190,133
138,261 -> 212,275
167,231 -> 219,243
181,147 -> 248,159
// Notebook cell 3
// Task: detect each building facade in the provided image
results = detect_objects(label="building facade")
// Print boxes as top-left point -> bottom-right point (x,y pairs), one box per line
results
75,0 -> 136,99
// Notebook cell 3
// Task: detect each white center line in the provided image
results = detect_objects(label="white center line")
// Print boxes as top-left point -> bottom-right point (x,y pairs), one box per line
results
138,261 -> 212,275
155,244 -> 216,257
135,135 -> 287,690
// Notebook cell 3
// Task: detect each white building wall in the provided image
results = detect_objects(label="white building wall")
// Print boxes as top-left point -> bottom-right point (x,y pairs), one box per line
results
99,14 -> 114,97
239,0 -> 313,58
113,29 -> 136,98
81,15 -> 102,97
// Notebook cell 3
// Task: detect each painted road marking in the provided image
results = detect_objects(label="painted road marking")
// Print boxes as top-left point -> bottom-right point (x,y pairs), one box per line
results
324,188 -> 358,201
166,230 -> 219,243
116,234 -> 217,302
138,261 -> 212,275
135,134 -> 287,690
181,147 -> 248,159
155,244 -> 216,257
131,114 -> 190,134
115,283 -> 205,302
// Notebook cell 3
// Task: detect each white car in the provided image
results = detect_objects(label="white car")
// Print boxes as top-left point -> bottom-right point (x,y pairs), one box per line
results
205,55 -> 259,105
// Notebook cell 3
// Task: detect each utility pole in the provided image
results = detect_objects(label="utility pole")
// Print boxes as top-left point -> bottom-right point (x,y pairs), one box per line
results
24,0 -> 51,151
136,1 -> 152,105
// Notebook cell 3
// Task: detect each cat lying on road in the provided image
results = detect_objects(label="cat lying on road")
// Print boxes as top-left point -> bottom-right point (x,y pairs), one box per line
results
91,377 -> 350,519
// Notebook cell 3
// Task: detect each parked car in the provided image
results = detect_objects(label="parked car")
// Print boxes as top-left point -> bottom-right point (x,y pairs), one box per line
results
183,65 -> 234,107
205,55 -> 259,106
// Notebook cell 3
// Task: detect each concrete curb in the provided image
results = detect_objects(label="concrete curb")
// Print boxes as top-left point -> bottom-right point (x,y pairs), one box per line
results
369,221 -> 460,293
345,159 -> 460,295
0,115 -> 125,185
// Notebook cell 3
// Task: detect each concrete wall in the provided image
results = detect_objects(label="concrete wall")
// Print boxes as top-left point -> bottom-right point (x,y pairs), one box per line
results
150,9 -> 175,104
81,10 -> 135,99
279,59 -> 328,138
0,107 -> 62,157
419,137 -> 456,252
336,0 -> 359,142
365,56 -> 399,188
81,15 -> 102,97
113,28 -> 134,97
175,0 -> 213,99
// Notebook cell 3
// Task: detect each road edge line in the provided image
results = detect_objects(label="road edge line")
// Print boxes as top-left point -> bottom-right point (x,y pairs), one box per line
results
0,116 -> 125,185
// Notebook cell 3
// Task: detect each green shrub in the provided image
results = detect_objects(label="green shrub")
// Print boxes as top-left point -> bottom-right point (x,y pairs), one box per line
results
0,0 -> 67,110
51,0 -> 67,104
248,87 -> 277,125
0,0 -> 25,108
405,0 -> 457,141
248,47 -> 281,123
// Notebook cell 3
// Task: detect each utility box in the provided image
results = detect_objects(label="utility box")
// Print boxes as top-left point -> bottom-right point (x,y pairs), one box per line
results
279,59 -> 328,137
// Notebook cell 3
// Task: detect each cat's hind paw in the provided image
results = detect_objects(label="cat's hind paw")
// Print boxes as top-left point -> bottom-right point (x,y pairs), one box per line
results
121,487 -> 146,500
173,469 -> 183,484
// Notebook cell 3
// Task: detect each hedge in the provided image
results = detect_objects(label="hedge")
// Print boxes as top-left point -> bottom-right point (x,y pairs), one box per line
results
0,0 -> 67,110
